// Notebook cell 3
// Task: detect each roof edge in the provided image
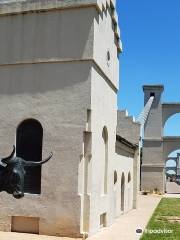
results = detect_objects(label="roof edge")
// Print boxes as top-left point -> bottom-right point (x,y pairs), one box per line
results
143,84 -> 164,91
116,135 -> 138,150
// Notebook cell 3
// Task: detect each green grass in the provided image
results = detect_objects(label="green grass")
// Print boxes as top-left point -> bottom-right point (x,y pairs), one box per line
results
140,198 -> 180,240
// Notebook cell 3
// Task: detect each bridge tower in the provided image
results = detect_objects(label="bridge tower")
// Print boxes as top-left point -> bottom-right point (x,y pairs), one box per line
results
141,85 -> 165,193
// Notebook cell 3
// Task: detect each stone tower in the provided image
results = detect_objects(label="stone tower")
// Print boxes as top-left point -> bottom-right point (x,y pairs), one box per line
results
0,0 -> 121,237
141,85 -> 165,193
142,84 -> 180,193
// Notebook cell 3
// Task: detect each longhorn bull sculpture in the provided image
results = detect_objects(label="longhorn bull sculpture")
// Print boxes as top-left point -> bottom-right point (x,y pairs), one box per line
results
0,146 -> 53,199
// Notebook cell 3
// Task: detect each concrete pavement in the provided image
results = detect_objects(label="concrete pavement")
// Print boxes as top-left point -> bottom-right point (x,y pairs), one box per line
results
166,182 -> 180,194
0,194 -> 162,240
0,232 -> 81,240
87,194 -> 162,240
165,193 -> 180,198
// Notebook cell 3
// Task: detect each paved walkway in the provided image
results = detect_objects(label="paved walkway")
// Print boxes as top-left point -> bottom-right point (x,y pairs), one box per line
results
0,232 -> 81,240
0,194 -> 161,240
87,194 -> 161,240
166,182 -> 180,194
165,193 -> 180,198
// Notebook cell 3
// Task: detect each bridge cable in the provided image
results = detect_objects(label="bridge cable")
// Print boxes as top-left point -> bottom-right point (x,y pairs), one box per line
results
136,96 -> 155,143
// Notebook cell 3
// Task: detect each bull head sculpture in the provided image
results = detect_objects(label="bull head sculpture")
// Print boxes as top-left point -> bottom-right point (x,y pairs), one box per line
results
0,145 -> 53,199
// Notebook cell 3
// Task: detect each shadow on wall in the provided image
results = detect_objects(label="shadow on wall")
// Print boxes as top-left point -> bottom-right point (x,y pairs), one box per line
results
0,10 -> 94,63
0,62 -> 91,95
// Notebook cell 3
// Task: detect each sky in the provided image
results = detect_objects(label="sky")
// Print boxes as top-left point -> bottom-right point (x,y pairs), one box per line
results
116,0 -> 180,138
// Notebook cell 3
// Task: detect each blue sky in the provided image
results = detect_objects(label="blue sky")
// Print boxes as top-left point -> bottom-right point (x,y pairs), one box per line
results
116,0 -> 180,137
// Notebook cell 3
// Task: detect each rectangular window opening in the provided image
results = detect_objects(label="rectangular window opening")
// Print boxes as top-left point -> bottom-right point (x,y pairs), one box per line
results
150,92 -> 155,97
100,213 -> 107,228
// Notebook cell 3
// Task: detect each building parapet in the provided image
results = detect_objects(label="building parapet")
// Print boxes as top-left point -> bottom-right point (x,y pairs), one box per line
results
143,84 -> 164,92
117,110 -> 141,145
0,0 -> 122,52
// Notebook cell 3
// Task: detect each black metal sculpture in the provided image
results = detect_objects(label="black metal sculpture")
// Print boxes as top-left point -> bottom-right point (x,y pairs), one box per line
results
0,146 -> 53,199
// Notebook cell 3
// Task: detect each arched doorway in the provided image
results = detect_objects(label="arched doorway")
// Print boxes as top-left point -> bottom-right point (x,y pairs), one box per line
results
165,150 -> 180,194
163,113 -> 180,193
16,119 -> 43,194
127,172 -> 131,210
121,173 -> 125,212
113,170 -> 118,217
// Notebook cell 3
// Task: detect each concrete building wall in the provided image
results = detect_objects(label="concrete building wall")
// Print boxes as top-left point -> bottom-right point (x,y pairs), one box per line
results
0,8 -> 94,63
94,5 -> 119,89
86,3 -> 120,234
116,110 -> 140,205
0,0 -> 138,238
141,166 -> 165,192
0,3 -> 96,237
142,140 -> 163,165
0,61 -> 91,237
141,85 -> 165,193
88,65 -> 117,235
115,142 -> 134,216
143,85 -> 164,139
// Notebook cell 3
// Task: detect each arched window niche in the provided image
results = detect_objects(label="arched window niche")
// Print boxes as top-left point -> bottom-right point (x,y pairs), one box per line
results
16,118 -> 43,194
121,172 -> 125,212
127,171 -> 132,210
114,171 -> 118,185
128,172 -> 131,183
102,126 -> 108,195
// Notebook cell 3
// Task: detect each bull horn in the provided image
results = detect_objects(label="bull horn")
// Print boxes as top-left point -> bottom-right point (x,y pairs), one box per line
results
23,152 -> 53,166
1,145 -> 15,164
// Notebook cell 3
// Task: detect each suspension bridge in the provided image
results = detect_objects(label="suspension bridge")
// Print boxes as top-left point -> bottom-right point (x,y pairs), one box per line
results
136,95 -> 155,133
